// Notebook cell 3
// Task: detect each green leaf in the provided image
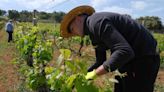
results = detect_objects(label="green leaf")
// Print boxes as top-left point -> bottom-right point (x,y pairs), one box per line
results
59,49 -> 71,60
66,74 -> 77,88
104,88 -> 112,92
45,67 -> 54,74
75,74 -> 99,92
65,61 -> 76,72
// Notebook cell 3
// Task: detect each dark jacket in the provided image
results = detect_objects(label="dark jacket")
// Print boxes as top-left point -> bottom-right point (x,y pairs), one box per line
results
84,12 -> 158,72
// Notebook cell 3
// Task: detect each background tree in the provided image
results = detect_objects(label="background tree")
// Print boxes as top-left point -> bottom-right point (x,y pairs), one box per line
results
51,11 -> 65,23
0,9 -> 6,16
38,11 -> 51,20
8,10 -> 20,20
136,16 -> 162,30
19,10 -> 33,22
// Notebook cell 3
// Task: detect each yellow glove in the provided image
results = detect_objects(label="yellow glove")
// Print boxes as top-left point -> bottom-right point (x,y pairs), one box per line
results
85,70 -> 97,80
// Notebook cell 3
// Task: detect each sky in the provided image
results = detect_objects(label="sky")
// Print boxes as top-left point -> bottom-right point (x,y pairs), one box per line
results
0,0 -> 164,23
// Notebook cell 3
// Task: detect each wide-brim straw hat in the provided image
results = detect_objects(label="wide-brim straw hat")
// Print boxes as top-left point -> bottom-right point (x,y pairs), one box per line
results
60,5 -> 95,38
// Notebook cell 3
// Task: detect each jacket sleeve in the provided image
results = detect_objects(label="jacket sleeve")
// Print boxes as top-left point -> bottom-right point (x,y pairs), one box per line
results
100,24 -> 135,72
88,46 -> 106,72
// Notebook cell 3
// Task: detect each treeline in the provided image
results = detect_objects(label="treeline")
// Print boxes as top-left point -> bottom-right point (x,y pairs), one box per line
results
0,9 -> 164,32
0,9 -> 65,23
136,16 -> 163,32
123,14 -> 163,32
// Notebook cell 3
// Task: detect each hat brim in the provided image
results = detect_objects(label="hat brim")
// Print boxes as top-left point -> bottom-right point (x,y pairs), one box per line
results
60,5 -> 95,38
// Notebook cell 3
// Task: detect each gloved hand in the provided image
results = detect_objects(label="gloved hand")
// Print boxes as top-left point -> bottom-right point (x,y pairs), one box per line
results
85,69 -> 97,80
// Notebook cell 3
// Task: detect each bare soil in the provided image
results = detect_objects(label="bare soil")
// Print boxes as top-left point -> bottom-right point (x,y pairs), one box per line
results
156,69 -> 164,84
0,30 -> 19,92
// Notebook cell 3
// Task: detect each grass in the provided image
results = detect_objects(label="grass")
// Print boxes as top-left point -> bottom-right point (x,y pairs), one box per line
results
154,84 -> 164,92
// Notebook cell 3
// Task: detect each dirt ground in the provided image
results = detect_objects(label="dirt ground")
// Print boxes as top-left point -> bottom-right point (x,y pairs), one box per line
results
0,31 -> 19,92
156,69 -> 164,84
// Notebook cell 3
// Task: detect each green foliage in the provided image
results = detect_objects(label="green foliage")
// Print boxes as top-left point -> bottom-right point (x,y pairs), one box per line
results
14,23 -> 94,91
59,49 -> 71,59
8,10 -> 20,20
45,48 -> 102,92
154,33 -> 164,51
19,10 -> 33,22
0,16 -> 7,21
5,10 -> 65,23
13,22 -> 164,92
0,9 -> 6,16
27,69 -> 47,90
14,24 -> 54,91
0,21 -> 4,29
136,16 -> 162,30
52,11 -> 65,23
0,16 -> 7,30
39,12 -> 51,20
154,33 -> 164,65
154,84 -> 164,92
74,74 -> 99,92
14,22 -> 117,92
